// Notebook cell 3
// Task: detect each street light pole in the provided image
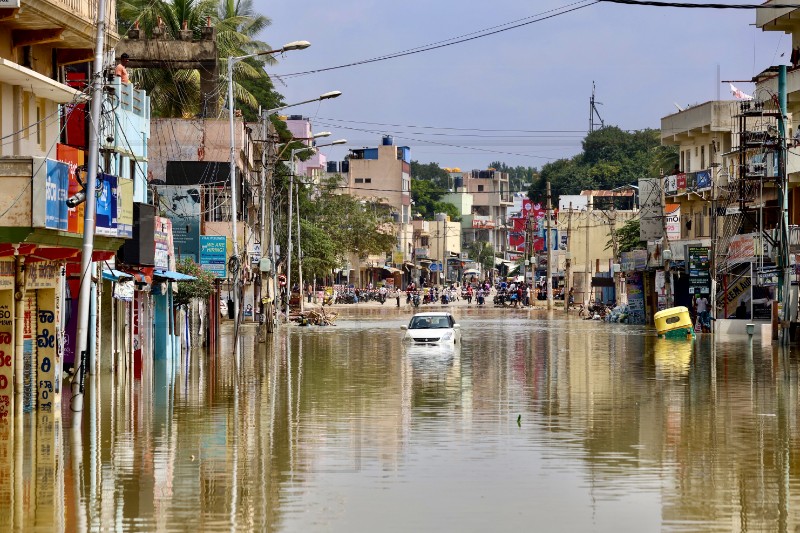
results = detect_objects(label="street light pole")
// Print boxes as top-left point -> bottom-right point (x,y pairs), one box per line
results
227,40 -> 310,333
284,138 -> 346,320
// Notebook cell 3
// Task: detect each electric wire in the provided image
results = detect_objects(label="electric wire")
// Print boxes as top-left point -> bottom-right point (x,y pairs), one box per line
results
275,1 -> 598,80
598,0 -> 800,8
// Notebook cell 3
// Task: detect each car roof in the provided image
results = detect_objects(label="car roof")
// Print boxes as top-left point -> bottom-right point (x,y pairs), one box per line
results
411,312 -> 452,317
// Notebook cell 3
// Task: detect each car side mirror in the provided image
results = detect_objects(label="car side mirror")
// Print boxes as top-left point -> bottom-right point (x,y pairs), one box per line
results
453,324 -> 461,329
400,325 -> 408,330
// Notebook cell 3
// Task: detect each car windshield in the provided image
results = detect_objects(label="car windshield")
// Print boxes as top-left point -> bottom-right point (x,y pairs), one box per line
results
409,316 -> 450,329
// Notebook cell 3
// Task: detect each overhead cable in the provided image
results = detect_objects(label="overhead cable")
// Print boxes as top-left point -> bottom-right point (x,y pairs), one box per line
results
598,0 -> 800,8
275,1 -> 597,79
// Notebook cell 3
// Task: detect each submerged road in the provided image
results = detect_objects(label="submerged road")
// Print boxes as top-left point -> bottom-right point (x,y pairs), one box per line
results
3,306 -> 798,532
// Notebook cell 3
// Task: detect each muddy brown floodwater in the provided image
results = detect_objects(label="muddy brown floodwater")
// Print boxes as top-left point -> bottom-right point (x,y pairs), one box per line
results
4,306 -> 800,532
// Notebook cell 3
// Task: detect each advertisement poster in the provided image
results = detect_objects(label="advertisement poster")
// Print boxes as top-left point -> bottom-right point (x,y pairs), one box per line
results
36,289 -> 56,412
154,217 -> 174,271
63,278 -> 80,368
639,178 -> 664,241
117,177 -> 133,238
625,272 -> 645,325
23,294 -> 34,412
57,144 -> 85,235
200,236 -> 227,278
665,204 -> 681,241
655,270 -> 668,312
95,173 -> 118,236
31,158 -> 69,231
44,159 -> 69,231
0,289 -> 13,418
158,185 -> 201,262
687,246 -> 711,295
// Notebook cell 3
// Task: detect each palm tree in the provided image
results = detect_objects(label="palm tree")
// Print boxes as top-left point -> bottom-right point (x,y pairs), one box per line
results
117,0 -> 279,117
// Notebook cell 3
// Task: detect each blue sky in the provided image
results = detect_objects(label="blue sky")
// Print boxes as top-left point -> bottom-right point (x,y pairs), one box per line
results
256,0 -> 784,171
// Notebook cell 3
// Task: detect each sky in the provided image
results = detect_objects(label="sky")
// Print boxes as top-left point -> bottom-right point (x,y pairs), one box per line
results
256,0 -> 785,172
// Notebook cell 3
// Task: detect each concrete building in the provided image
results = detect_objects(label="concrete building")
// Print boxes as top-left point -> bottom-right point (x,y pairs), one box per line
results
442,169 -> 512,256
148,117 -> 264,320
283,115 -> 328,183
411,217 -> 461,285
558,193 -> 637,305
326,136 -> 413,285
0,0 -> 153,418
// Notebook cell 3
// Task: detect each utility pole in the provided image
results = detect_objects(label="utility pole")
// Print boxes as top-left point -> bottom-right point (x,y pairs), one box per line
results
660,186 -> 673,309
71,0 -> 107,413
284,157 -> 295,321
565,202 -> 572,315
609,209 -> 619,305
589,81 -> 604,132
584,199 -> 592,307
296,183 -> 303,313
546,181 -> 554,310
443,220 -> 448,285
778,65 -> 791,342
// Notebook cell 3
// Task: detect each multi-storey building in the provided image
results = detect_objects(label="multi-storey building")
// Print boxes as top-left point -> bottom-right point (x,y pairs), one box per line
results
148,117 -> 263,319
283,115 -> 328,183
0,0 -> 162,418
328,135 -> 413,285
442,168 -> 513,257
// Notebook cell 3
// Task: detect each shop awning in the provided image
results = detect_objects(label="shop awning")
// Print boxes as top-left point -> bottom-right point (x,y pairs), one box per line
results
153,269 -> 196,281
382,266 -> 402,274
463,269 -> 481,276
102,269 -> 134,282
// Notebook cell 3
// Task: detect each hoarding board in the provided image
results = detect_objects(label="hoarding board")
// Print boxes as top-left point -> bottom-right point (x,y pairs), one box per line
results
158,185 -> 201,261
639,178 -> 664,241
200,236 -> 227,278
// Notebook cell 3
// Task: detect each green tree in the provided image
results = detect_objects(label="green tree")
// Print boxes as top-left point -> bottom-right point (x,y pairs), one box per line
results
527,127 -> 677,202
410,161 -> 449,189
174,257 -> 217,306
607,218 -> 645,253
117,0 -> 280,117
467,241 -> 495,274
287,176 -> 397,281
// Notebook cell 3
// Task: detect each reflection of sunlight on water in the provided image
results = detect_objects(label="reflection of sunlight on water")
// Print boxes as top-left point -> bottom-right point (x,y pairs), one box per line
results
403,344 -> 459,377
654,339 -> 693,379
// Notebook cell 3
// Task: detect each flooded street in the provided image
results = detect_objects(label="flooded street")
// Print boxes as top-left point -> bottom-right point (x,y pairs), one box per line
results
6,307 -> 800,531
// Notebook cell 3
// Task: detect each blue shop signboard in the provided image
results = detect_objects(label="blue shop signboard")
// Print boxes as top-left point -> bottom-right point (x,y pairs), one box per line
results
32,158 -> 69,231
200,236 -> 227,278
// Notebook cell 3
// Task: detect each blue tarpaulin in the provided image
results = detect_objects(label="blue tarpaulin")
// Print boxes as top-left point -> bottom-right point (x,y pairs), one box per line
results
153,270 -> 196,281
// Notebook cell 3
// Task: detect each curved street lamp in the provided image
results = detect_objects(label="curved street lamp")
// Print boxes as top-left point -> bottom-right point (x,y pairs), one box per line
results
266,91 -> 342,116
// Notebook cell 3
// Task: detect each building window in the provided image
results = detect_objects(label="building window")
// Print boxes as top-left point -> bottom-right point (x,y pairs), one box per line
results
35,102 -> 41,146
477,185 -> 484,192
680,151 -> 684,173
700,145 -> 705,170
22,92 -> 29,140
355,178 -> 364,184
421,237 -> 429,246
365,178 -> 372,183
685,150 -> 691,173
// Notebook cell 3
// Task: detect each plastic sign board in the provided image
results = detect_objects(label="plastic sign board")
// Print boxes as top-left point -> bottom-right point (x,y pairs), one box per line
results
200,236 -> 227,278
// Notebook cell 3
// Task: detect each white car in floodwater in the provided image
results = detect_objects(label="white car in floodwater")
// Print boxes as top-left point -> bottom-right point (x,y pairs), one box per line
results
401,312 -> 461,344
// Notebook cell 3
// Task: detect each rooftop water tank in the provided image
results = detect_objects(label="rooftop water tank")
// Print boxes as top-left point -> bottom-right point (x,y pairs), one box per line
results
327,161 -> 339,173
340,160 -> 350,173
454,176 -> 463,189
382,135 -> 393,146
